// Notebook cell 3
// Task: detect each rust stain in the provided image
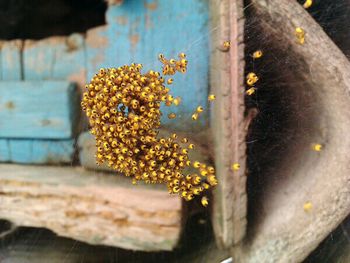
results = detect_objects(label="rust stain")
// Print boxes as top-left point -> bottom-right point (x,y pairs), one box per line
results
65,210 -> 87,219
99,210 -> 127,221
91,53 -> 105,70
41,119 -> 51,126
5,101 -> 15,109
144,1 -> 158,10
129,34 -> 140,49
86,26 -> 108,49
0,179 -> 41,187
116,16 -> 128,25
145,14 -> 153,29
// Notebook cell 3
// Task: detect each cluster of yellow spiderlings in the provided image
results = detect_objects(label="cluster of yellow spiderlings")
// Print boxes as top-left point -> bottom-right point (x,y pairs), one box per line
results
81,55 -> 218,205
246,70 -> 259,96
158,52 -> 187,75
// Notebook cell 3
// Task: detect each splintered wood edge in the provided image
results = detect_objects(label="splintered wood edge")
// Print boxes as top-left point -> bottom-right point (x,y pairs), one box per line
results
210,0 -> 247,248
0,164 -> 183,251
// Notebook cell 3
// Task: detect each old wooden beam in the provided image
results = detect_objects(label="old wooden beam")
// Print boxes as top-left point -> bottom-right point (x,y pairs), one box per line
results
0,139 -> 75,164
1,40 -> 22,80
0,81 -> 79,139
23,35 -> 86,88
210,0 -> 247,248
0,164 -> 183,251
232,0 -> 350,262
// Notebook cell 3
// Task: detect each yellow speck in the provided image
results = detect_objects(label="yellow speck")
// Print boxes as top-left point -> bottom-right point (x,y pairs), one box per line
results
201,196 -> 209,207
303,0 -> 312,9
192,113 -> 199,120
158,53 -> 165,61
223,41 -> 230,50
196,106 -> 204,113
246,72 -> 259,86
193,161 -> 201,168
246,87 -> 256,96
208,94 -> 216,101
253,50 -> 263,59
295,27 -> 305,45
132,179 -> 137,185
168,113 -> 176,119
303,201 -> 312,212
312,143 -> 322,152
231,163 -> 240,171
181,138 -> 188,143
173,97 -> 181,106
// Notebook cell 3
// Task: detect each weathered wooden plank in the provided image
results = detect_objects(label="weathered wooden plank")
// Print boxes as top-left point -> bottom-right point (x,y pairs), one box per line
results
86,0 -> 210,131
210,0 -> 247,248
232,0 -> 350,262
0,139 -> 75,164
86,25 -> 108,87
0,81 -> 79,139
23,34 -> 86,88
0,164 -> 183,251
1,40 -> 22,80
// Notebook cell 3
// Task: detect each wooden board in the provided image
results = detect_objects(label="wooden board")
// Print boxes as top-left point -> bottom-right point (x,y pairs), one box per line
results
0,81 -> 79,139
0,139 -> 75,164
210,0 -> 247,248
23,35 -> 86,88
1,40 -> 22,80
0,164 -> 183,251
0,38 -> 79,164
231,0 -> 350,262
86,0 -> 210,131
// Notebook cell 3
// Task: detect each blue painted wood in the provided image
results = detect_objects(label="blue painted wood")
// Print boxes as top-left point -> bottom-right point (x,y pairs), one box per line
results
23,35 -> 86,85
86,0 -> 209,131
0,139 -> 10,161
0,139 -> 75,164
0,41 -> 3,80
0,81 -> 79,139
1,40 -> 22,80
52,34 -> 86,84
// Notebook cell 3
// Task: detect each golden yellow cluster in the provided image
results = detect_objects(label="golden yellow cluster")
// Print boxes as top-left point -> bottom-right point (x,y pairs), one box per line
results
158,53 -> 187,75
295,27 -> 305,45
81,58 -> 217,203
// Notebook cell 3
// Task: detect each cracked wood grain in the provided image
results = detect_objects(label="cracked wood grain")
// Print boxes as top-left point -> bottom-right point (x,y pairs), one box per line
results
0,164 -> 182,251
210,0 -> 247,248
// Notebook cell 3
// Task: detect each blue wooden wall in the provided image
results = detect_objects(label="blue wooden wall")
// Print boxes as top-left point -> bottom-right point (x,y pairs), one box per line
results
0,40 -> 79,164
86,0 -> 210,130
0,0 -> 210,164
